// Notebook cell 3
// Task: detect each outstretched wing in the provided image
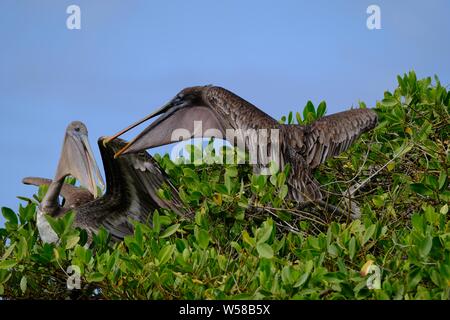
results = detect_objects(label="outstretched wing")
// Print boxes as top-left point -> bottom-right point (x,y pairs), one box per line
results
302,108 -> 378,169
89,138 -> 192,239
124,149 -> 191,218
22,177 -> 94,208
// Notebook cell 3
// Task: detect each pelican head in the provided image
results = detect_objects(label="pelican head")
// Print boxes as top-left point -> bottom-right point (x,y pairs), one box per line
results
105,86 -> 211,157
55,121 -> 105,198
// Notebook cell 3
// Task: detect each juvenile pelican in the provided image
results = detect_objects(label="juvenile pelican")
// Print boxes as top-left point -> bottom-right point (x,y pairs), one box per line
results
24,121 -> 191,243
107,86 -> 378,203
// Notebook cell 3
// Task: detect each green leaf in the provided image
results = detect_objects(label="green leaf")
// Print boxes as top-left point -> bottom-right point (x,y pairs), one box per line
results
225,174 -> 232,194
183,167 -> 198,179
327,244 -> 339,257
20,276 -> 27,294
424,175 -> 438,190
0,270 -> 12,285
294,272 -> 309,289
303,100 -> 316,121
175,239 -> 186,253
1,207 -> 18,226
160,224 -> 180,239
256,220 -> 273,245
257,175 -> 266,189
156,188 -> 167,200
242,230 -> 256,247
195,227 -> 210,249
440,191 -> 450,202
158,244 -> 175,266
411,213 -> 424,232
128,242 -> 144,256
279,185 -> 288,200
2,243 -> 16,260
256,243 -> 274,259
19,203 -> 36,223
295,112 -> 302,124
281,266 -> 293,285
86,272 -> 105,283
438,172 -> 447,190
62,210 -> 76,232
372,194 -> 386,207
159,215 -> 172,226
416,121 -> 432,141
276,172 -> 286,188
93,227 -> 110,249
0,260 -> 17,269
418,235 -> 433,258
134,224 -> 143,247
65,235 -> 80,250
288,111 -> 293,124
225,166 -> 238,178
381,97 -> 398,107
17,236 -> 28,260
152,210 -> 161,234
349,237 -> 356,260
407,268 -> 422,290
294,260 -> 313,288
362,224 -> 377,245
410,183 -> 433,197
317,101 -> 327,118
45,215 -> 64,236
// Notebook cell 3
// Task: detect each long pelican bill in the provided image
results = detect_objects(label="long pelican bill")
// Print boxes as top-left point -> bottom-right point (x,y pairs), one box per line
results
112,96 -> 225,158
113,126 -> 153,158
55,131 -> 105,198
105,101 -> 172,146
81,134 -> 105,194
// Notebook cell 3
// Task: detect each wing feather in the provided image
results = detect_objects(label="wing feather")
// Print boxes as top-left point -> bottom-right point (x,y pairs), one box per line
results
22,176 -> 94,208
90,138 -> 192,239
303,108 -> 377,168
125,150 -> 191,217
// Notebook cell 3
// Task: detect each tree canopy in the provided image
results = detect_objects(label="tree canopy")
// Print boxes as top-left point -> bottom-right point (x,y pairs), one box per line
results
1,71 -> 449,299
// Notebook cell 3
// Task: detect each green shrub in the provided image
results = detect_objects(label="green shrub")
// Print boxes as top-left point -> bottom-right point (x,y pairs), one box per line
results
1,71 -> 449,299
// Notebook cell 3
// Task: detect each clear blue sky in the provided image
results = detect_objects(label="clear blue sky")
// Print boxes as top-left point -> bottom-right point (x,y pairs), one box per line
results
1,0 -> 449,224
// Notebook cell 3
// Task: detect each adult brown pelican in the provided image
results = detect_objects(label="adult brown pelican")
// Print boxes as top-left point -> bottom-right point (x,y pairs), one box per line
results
107,86 -> 378,203
23,121 -> 190,243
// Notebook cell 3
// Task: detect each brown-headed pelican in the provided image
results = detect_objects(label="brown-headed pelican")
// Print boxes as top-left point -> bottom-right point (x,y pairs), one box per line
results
23,121 -> 191,243
106,86 -> 378,203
